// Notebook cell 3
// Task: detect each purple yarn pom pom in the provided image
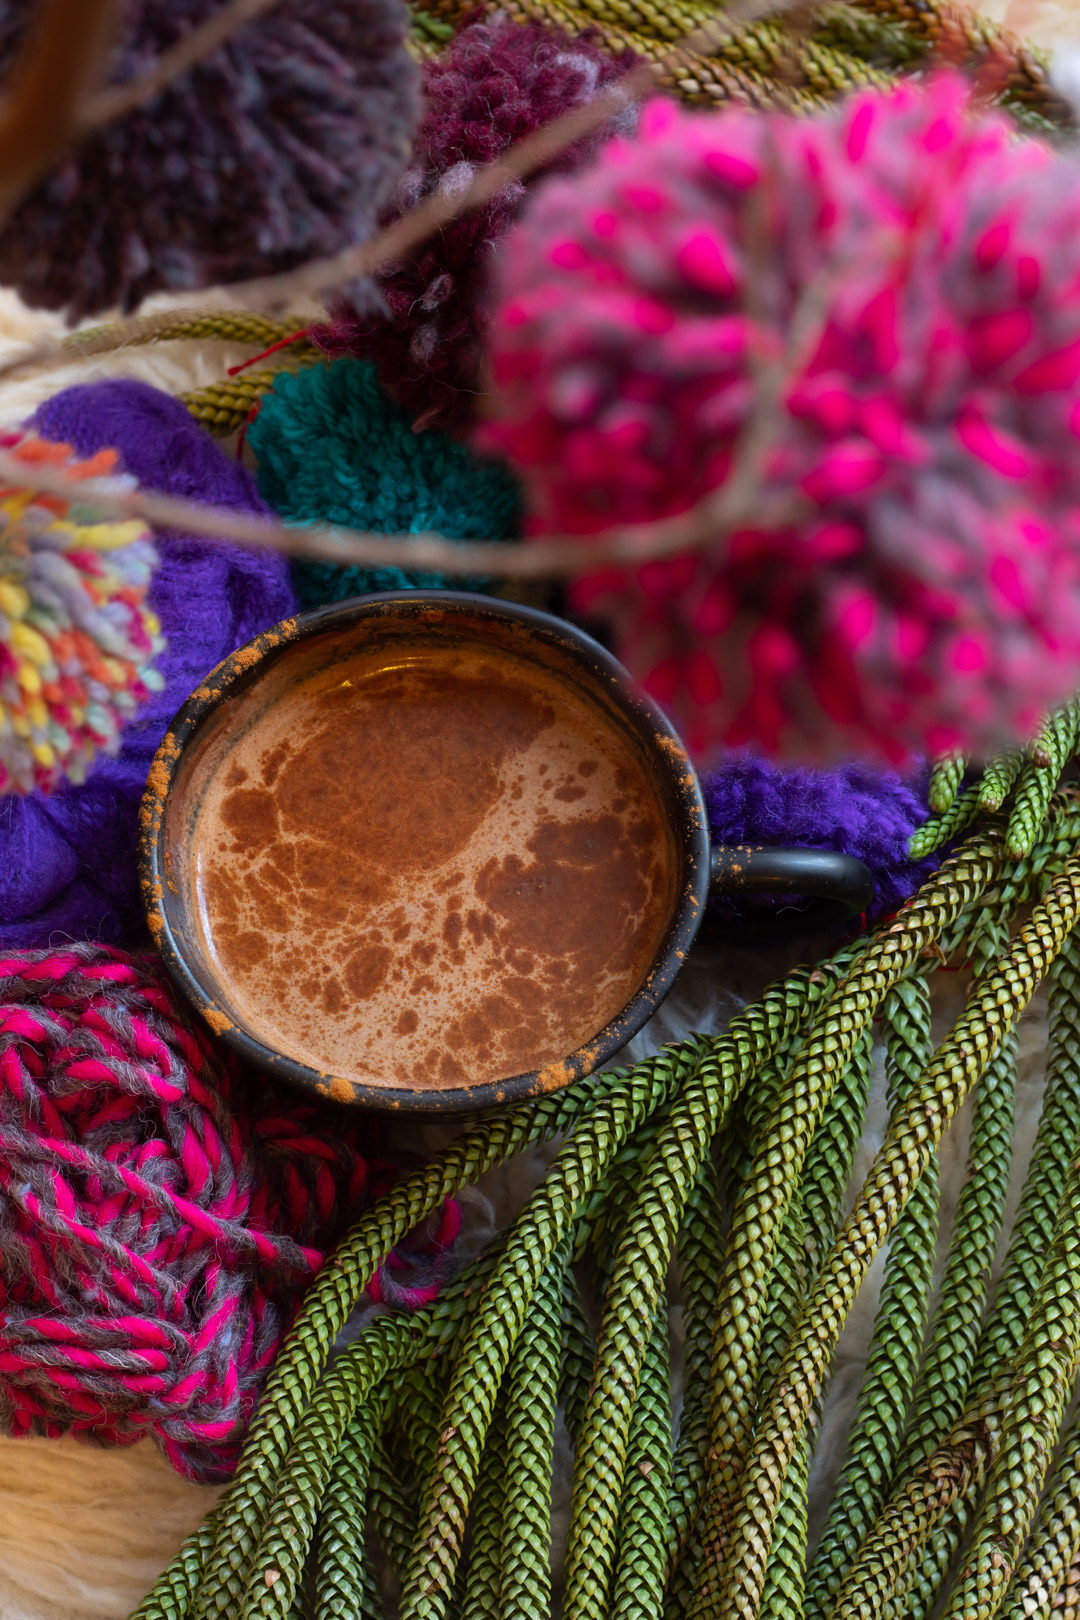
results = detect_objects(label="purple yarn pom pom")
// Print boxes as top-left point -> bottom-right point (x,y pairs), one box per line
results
314,14 -> 638,432
0,0 -> 417,318
703,754 -> 935,930
0,380 -> 296,946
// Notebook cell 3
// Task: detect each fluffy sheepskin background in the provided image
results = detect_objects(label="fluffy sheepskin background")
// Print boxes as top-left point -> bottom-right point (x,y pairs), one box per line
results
0,5 -> 1078,1609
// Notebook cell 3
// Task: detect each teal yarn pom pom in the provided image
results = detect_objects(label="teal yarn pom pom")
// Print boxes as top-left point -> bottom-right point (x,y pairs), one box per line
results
248,359 -> 522,609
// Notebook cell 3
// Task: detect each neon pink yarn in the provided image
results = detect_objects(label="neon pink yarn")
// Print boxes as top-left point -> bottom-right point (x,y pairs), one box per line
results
0,945 -> 458,1480
480,75 -> 1080,765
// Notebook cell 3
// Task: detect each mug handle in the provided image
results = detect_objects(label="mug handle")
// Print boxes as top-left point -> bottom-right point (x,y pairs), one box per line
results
710,844 -> 874,923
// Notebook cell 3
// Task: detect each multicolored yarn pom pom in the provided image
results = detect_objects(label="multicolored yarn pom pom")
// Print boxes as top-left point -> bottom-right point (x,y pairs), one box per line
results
314,14 -> 639,433
0,0 -> 417,319
0,945 -> 459,1481
481,75 -> 1080,765
249,358 -> 522,606
0,435 -> 163,794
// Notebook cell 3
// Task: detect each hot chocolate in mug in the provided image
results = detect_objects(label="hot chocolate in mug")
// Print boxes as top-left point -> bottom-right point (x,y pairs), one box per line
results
140,594 -> 871,1112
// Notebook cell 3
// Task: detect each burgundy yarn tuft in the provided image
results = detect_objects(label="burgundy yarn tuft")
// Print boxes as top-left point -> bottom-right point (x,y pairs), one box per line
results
481,76 -> 1080,765
0,945 -> 458,1480
0,0 -> 417,318
313,14 -> 639,432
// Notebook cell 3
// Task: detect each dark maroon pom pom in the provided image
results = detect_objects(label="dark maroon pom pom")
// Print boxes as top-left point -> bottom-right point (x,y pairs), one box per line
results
0,0 -> 418,319
312,14 -> 639,433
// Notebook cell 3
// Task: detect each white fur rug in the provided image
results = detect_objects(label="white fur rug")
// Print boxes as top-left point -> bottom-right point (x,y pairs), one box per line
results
1,3 -> 1079,1607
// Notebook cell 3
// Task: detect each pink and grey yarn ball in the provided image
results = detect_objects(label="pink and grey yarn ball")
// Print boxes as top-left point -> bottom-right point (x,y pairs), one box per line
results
481,75 -> 1080,766
0,945 -> 458,1481
314,14 -> 639,432
0,0 -> 417,318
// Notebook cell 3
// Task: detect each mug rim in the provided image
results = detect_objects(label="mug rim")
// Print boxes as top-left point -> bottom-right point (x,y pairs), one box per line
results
139,591 -> 712,1114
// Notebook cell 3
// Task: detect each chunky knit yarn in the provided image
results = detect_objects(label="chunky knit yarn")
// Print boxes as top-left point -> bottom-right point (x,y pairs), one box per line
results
314,15 -> 639,432
250,358 -> 522,607
702,754 -> 935,931
0,0 -> 417,319
0,436 -> 163,794
0,381 -> 295,947
0,945 -> 459,1480
481,76 -> 1080,765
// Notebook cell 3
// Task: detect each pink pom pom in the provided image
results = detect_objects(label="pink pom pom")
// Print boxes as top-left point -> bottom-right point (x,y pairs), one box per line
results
480,75 -> 1080,764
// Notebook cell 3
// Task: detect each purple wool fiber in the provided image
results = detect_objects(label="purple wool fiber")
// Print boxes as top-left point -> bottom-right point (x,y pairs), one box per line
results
703,754 -> 936,928
0,380 -> 296,947
0,0 -> 418,318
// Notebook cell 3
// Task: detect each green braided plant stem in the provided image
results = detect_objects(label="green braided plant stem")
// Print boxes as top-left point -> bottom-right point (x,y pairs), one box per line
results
577,1110 -> 671,1260
799,1026 -> 875,1278
61,310 -> 312,355
911,703 -> 1080,862
978,751 -> 1025,815
313,1396 -> 388,1620
972,929 -> 1080,1387
804,976 -> 938,1616
1007,708 -> 1080,859
835,1435 -> 987,1620
755,1184 -> 809,1402
711,856 -> 1080,1620
663,1158 -> 727,1611
1031,701 -> 1080,772
1052,1563 -> 1080,1620
944,803 -> 1080,969
902,1501 -> 976,1620
759,1431 -> 810,1620
500,1242 -> 567,1620
939,1149 -> 1080,1620
239,1317 -> 429,1620
235,1242 -> 512,1620
929,755 -> 967,815
395,1043 -> 715,1620
999,1418 -> 1080,1620
691,835 -> 1006,1607
822,927 -> 1080,1620
891,925 -> 1080,1616
397,956 -> 847,1620
757,1036 -> 874,1620
191,1045 -> 707,1620
368,1431 -> 419,1594
890,1002 -> 1018,1480
561,1030 -> 755,1620
129,1514 -> 220,1620
908,782 -> 984,860
457,1400 -> 508,1620
559,1260 -> 595,1451
871,916 -> 1080,1620
609,1302 -> 674,1620
388,1357 -> 447,1482
812,1 -> 922,68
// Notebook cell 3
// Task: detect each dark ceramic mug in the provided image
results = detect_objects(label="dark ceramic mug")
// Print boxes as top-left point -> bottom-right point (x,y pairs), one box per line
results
140,593 -> 871,1112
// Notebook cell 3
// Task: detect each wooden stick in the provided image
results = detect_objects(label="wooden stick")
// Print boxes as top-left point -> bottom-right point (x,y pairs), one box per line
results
0,0 -> 120,221
0,447 -> 801,581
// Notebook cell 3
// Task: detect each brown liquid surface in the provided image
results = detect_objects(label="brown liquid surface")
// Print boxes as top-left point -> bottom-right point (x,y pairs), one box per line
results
189,640 -> 676,1089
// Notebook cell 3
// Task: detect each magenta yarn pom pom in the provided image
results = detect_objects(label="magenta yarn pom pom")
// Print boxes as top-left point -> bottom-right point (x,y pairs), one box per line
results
0,0 -> 417,318
0,945 -> 458,1480
314,14 -> 638,432
481,76 -> 1080,765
